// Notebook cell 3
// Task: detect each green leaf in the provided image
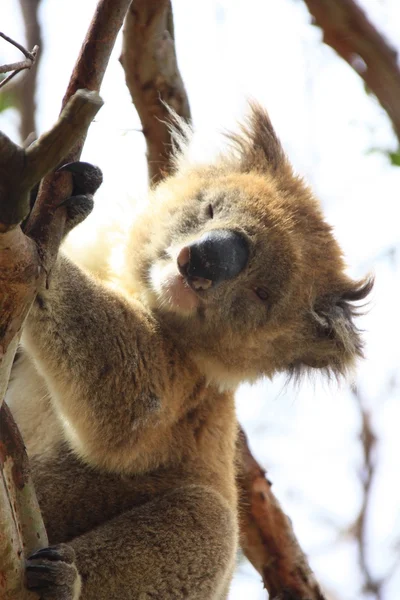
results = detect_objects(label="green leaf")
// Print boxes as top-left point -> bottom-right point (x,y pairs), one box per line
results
367,146 -> 400,167
0,77 -> 17,113
388,150 -> 400,167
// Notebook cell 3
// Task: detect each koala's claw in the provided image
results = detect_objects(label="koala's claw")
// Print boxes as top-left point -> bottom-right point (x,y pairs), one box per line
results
59,193 -> 95,232
57,161 -> 103,196
56,161 -> 102,236
26,543 -> 79,599
28,545 -> 75,563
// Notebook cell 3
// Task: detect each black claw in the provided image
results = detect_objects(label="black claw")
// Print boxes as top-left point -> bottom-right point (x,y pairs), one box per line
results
29,547 -> 63,562
57,161 -> 103,196
27,564 -> 54,573
26,563 -> 58,587
56,193 -> 94,213
57,161 -> 91,174
28,543 -> 75,565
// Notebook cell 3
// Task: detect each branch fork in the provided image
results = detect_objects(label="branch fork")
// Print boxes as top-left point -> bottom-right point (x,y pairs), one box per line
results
0,31 -> 39,90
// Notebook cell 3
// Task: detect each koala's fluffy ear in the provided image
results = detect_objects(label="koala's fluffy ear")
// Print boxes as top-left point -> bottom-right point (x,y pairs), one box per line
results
298,277 -> 374,377
228,102 -> 289,174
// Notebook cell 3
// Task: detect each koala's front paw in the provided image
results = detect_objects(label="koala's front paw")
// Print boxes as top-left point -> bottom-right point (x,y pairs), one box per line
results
26,544 -> 81,600
57,161 -> 103,236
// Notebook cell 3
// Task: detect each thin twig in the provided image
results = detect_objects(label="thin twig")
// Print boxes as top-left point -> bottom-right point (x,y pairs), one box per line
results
0,55 -> 37,74
0,69 -> 20,89
0,31 -> 36,60
351,385 -> 382,599
0,46 -> 39,90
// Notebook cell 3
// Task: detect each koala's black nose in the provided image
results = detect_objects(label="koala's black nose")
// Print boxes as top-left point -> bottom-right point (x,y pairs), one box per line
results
177,229 -> 249,287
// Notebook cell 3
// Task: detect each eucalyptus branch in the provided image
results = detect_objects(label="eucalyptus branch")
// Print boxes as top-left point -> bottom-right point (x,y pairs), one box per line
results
0,89 -> 102,230
0,2 -> 132,597
120,0 -> 190,185
302,0 -> 400,144
237,428 -> 326,599
16,0 -> 43,141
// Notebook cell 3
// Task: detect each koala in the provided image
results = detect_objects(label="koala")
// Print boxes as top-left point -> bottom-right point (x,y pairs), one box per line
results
6,105 -> 372,600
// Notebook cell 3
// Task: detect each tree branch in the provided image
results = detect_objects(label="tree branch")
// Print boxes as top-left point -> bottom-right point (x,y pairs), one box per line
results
0,55 -> 38,76
0,1 -> 132,597
120,0 -> 190,185
25,0 -> 133,261
238,428 -> 326,599
350,386 -> 382,599
0,31 -> 36,59
0,90 -> 102,229
16,0 -> 43,141
0,29 -> 39,91
302,0 -> 400,143
0,88 -> 102,600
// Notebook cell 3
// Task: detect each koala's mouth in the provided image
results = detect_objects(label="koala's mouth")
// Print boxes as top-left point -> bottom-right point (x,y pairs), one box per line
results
149,261 -> 206,315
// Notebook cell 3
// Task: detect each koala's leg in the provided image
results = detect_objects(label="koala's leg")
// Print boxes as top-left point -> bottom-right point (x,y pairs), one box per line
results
26,485 -> 237,600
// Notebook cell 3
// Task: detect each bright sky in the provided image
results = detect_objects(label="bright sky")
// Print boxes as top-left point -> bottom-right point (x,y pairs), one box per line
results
1,1 -> 400,598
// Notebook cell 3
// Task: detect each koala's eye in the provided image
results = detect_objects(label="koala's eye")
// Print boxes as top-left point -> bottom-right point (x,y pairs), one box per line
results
254,287 -> 269,302
206,203 -> 214,219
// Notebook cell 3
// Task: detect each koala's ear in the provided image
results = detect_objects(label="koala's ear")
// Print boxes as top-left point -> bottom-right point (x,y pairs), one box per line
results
299,277 -> 374,377
228,102 -> 288,174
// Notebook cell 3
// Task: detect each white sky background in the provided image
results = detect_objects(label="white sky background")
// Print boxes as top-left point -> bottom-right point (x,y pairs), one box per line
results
1,1 -> 400,598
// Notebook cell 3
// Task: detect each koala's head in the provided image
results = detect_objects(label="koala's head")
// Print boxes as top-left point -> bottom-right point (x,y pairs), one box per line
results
126,104 -> 372,389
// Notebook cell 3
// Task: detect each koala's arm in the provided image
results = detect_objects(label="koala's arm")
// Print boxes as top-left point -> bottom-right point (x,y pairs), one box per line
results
22,254 -> 187,471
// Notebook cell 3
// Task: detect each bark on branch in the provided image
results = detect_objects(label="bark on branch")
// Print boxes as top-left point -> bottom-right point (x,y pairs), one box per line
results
237,428 -> 326,599
0,88 -> 102,600
0,1 -> 132,597
120,2 -> 325,597
0,90 -> 102,229
16,0 -> 43,141
303,0 -> 400,144
25,0 -> 133,252
0,88 -> 103,600
120,0 -> 191,185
